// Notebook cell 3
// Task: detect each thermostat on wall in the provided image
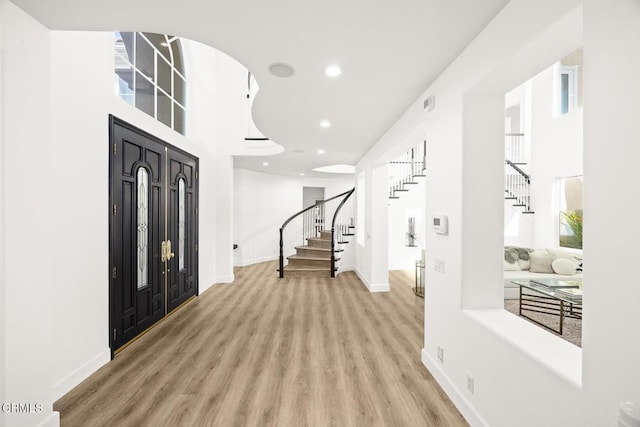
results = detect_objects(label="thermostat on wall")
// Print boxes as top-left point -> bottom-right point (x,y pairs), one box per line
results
432,215 -> 448,234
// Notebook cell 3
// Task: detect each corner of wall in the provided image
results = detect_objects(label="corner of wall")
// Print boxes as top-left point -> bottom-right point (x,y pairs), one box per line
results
421,348 -> 488,427
355,268 -> 390,292
52,349 -> 111,402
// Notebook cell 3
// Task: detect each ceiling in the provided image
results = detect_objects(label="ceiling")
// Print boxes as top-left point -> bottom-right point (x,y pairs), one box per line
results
13,0 -> 510,178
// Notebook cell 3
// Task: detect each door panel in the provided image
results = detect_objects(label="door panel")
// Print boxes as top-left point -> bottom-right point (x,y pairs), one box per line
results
167,150 -> 198,313
110,119 -> 166,352
110,116 -> 199,355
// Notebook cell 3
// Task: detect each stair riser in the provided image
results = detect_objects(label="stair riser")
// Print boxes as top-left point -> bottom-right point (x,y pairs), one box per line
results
288,258 -> 332,268
281,270 -> 331,278
296,248 -> 332,258
320,231 -> 332,240
307,239 -> 331,249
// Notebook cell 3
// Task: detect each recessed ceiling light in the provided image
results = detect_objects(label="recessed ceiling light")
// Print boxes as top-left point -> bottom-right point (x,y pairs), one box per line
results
320,120 -> 331,128
268,62 -> 295,78
317,149 -> 325,154
325,66 -> 342,77
263,162 -> 269,166
300,173 -> 305,176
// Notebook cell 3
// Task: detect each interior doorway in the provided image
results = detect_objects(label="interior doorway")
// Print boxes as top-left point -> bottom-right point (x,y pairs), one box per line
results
109,116 -> 199,356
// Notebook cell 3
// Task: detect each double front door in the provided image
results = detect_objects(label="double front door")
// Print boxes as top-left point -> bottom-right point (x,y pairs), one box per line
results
109,116 -> 198,354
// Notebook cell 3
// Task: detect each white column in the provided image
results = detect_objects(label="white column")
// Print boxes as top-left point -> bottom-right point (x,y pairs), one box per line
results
461,90 -> 505,309
359,163 -> 389,292
1,1 -> 58,425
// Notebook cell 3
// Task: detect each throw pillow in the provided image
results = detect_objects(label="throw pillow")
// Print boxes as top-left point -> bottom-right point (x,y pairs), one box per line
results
504,248 -> 521,271
529,251 -> 555,273
546,248 -> 582,262
517,258 -> 530,270
551,258 -> 579,275
504,258 -> 521,271
506,246 -> 534,261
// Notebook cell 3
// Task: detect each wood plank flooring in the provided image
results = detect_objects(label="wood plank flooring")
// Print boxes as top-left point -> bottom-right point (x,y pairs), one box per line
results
55,262 -> 467,426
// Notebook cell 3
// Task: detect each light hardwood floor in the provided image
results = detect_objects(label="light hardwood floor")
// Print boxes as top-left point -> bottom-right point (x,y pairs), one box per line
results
55,262 -> 467,426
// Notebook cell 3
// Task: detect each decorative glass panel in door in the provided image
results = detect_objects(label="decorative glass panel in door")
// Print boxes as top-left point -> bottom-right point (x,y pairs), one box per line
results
178,177 -> 185,271
137,167 -> 149,289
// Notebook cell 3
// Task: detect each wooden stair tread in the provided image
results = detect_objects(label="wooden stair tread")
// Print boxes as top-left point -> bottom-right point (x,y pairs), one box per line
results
288,255 -> 340,261
295,245 -> 331,252
283,266 -> 331,272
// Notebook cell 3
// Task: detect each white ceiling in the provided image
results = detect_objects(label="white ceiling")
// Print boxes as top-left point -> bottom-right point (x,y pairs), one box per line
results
13,0 -> 509,178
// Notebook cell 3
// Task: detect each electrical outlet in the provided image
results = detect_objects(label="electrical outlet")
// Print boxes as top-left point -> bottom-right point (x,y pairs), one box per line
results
434,258 -> 445,273
467,374 -> 475,394
437,346 -> 444,362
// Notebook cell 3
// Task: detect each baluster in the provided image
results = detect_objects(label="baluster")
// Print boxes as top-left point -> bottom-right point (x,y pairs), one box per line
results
519,174 -> 524,206
411,147 -> 415,177
423,140 -> 427,173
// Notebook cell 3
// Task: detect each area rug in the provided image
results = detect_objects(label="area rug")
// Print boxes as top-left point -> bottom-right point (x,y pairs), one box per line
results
503,299 -> 582,348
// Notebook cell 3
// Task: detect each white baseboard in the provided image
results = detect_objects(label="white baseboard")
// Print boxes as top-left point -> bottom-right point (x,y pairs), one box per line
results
421,348 -> 489,427
214,275 -> 235,284
36,411 -> 60,427
354,269 -> 390,292
52,349 -> 110,401
234,255 -> 278,267
337,264 -> 355,273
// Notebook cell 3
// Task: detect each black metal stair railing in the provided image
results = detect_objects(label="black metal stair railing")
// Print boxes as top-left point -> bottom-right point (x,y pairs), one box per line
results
505,159 -> 534,213
279,188 -> 355,278
330,188 -> 355,277
389,140 -> 426,199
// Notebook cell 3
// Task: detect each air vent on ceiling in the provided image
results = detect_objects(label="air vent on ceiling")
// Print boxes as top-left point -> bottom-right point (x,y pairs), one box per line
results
268,62 -> 295,78
423,95 -> 435,112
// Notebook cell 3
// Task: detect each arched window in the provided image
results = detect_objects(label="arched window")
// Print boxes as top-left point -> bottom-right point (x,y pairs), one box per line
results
114,32 -> 186,135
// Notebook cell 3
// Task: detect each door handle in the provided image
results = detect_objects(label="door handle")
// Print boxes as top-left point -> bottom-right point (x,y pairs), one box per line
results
167,240 -> 175,260
161,241 -> 168,262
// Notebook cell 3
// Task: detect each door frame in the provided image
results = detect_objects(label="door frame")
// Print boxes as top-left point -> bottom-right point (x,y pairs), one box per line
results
108,115 -> 199,358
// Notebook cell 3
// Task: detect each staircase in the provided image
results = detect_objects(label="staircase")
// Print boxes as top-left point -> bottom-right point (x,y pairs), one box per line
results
279,188 -> 355,278
389,140 -> 426,199
504,133 -> 534,214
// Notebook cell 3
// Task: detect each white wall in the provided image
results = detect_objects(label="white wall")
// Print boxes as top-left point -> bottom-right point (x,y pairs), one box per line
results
1,9 -> 247,423
232,168 -> 353,269
0,5 -> 6,425
503,203 -> 534,246
388,178 -> 425,270
504,62 -> 583,249
354,0 -> 630,425
49,30 -> 112,405
582,0 -> 640,420
1,2 -> 57,425
211,48 -> 248,283
528,65 -> 583,248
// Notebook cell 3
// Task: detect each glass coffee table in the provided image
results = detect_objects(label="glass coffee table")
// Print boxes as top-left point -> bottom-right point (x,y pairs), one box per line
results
511,279 -> 582,335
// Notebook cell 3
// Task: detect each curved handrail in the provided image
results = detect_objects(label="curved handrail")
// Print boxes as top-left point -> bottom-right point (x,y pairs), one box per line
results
330,188 -> 355,277
505,159 -> 530,182
279,188 -> 354,278
279,189 -> 352,231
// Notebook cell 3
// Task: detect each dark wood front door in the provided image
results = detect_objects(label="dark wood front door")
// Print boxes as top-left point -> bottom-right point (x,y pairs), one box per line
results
167,149 -> 198,312
109,116 -> 198,355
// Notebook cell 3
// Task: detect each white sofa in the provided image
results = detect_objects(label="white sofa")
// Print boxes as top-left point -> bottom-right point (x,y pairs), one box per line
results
503,247 -> 583,299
